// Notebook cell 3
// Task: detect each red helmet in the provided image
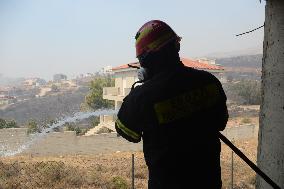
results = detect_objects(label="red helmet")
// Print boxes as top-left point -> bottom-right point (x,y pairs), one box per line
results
135,20 -> 181,58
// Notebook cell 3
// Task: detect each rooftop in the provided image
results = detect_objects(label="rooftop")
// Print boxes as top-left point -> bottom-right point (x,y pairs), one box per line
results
112,58 -> 224,72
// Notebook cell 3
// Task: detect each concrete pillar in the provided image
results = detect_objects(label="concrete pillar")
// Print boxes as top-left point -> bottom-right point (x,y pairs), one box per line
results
257,0 -> 284,188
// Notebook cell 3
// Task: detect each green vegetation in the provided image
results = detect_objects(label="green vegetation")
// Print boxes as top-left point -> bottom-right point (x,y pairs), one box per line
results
0,161 -> 85,188
5,120 -> 17,128
90,116 -> 100,127
81,76 -> 114,111
64,122 -> 85,135
51,84 -> 59,92
42,119 -> 60,131
230,80 -> 261,105
241,117 -> 251,124
26,119 -> 40,134
0,118 -> 18,129
109,176 -> 129,189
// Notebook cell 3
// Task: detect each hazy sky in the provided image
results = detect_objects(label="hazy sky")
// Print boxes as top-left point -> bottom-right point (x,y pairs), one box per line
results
0,0 -> 265,80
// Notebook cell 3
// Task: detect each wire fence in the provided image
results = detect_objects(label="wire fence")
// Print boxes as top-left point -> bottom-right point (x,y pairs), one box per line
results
0,160 -> 89,189
0,157 -> 142,189
0,152 -> 257,189
0,135 -> 262,189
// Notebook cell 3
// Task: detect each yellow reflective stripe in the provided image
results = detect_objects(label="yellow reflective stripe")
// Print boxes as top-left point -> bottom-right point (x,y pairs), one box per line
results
116,119 -> 140,140
154,83 -> 219,124
147,31 -> 173,50
136,27 -> 153,45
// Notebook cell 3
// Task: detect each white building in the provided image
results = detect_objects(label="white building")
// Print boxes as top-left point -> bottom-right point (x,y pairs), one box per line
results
101,66 -> 113,75
86,58 -> 224,135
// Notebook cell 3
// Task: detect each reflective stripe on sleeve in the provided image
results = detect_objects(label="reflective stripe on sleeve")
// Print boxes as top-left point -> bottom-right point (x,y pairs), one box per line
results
154,83 -> 219,124
116,119 -> 140,140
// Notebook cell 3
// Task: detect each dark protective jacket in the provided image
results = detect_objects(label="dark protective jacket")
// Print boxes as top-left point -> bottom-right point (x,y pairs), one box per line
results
115,62 -> 228,189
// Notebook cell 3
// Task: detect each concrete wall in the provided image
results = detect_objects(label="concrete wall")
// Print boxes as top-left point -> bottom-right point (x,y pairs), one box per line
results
99,115 -> 115,123
0,128 -> 142,156
1,124 -> 258,157
221,124 -> 258,141
257,1 -> 284,188
0,128 -> 32,152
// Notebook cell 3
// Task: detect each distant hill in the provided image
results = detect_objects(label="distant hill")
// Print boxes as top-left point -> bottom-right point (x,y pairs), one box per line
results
215,54 -> 262,69
0,87 -> 89,125
204,46 -> 262,59
0,77 -> 25,86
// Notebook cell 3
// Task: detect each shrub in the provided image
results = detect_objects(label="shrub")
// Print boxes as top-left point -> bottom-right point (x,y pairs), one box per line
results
96,127 -> 112,134
108,176 -> 129,189
86,170 -> 104,186
0,162 -> 20,179
74,127 -> 82,135
241,117 -> 251,124
5,120 -> 18,128
26,119 -> 40,134
37,161 -> 67,183
0,119 -> 18,129
0,118 -> 7,129
231,80 -> 261,105
90,116 -> 100,128
64,122 -> 82,135
63,166 -> 85,187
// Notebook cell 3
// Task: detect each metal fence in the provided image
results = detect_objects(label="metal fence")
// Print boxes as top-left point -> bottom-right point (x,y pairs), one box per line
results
0,153 -> 257,189
0,156 -> 143,189
0,161 -> 89,189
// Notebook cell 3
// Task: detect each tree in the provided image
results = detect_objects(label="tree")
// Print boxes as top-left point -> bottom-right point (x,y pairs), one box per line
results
43,119 -> 58,129
64,122 -> 83,135
5,120 -> 18,128
27,119 -> 39,134
51,84 -> 59,92
230,80 -> 261,105
0,118 -> 6,129
90,116 -> 100,128
0,119 -> 18,129
82,76 -> 114,110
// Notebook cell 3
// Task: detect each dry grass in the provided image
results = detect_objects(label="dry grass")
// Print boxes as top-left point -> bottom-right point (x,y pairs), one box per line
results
227,116 -> 259,128
221,138 -> 257,189
0,152 -> 146,189
0,139 -> 258,189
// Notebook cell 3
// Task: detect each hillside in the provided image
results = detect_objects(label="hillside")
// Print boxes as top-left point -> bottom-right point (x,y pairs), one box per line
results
216,54 -> 262,69
0,87 -> 89,125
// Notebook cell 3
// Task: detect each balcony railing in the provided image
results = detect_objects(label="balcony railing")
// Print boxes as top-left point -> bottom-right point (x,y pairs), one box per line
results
103,87 -> 132,97
124,88 -> 131,96
103,87 -> 120,96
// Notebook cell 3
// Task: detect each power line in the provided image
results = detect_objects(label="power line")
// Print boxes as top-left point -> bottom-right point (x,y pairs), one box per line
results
236,24 -> 264,37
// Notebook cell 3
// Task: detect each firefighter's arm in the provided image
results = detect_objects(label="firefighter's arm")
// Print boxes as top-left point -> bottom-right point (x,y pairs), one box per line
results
115,95 -> 142,143
214,80 -> 229,131
115,119 -> 141,143
214,98 -> 228,131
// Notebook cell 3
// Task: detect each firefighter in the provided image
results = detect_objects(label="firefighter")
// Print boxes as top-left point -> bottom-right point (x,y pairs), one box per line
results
115,20 -> 228,189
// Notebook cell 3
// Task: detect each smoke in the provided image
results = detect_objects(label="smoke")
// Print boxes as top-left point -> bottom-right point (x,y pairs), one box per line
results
0,109 -> 117,157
